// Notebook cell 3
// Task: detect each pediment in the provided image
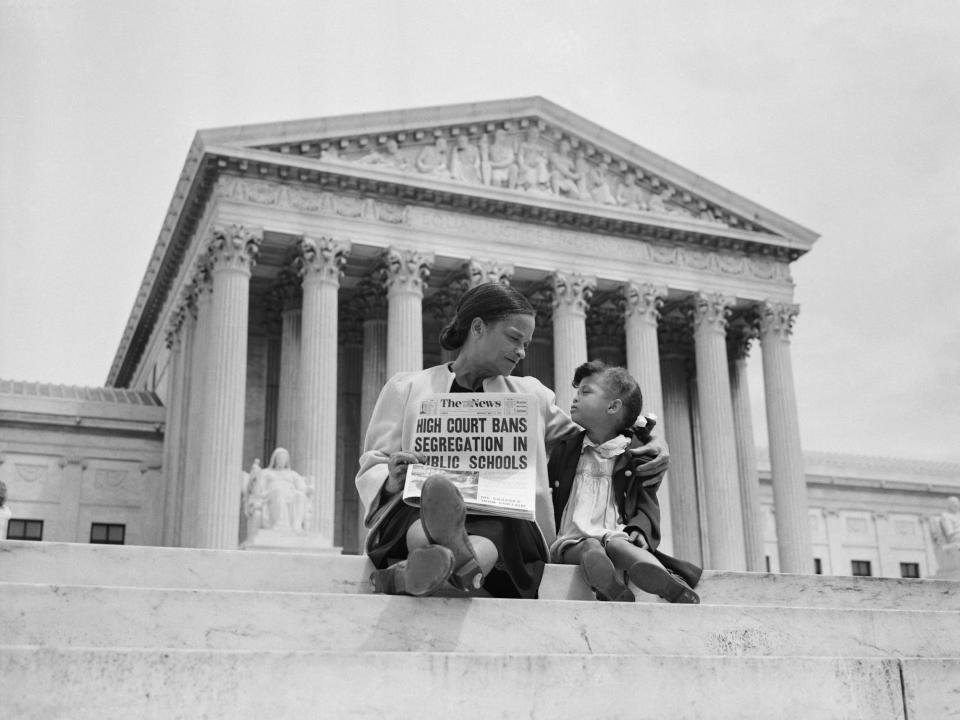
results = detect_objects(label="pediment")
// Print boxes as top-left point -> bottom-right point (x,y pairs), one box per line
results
198,97 -> 817,247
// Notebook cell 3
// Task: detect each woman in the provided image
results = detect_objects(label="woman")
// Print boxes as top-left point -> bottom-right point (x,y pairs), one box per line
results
355,282 -> 668,598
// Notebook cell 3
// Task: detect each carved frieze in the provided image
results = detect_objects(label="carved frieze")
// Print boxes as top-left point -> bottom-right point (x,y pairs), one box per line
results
14,463 -> 47,483
213,176 -> 794,284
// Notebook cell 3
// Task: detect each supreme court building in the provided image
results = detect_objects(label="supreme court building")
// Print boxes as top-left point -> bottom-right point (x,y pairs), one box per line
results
3,98 -> 957,576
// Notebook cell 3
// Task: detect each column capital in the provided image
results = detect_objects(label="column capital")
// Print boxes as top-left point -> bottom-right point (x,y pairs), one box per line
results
657,304 -> 694,358
727,309 -> 760,361
466,258 -> 514,288
379,247 -> 434,297
758,300 -> 800,341
298,236 -> 350,287
353,275 -> 388,321
586,293 -> 624,355
273,268 -> 303,312
551,271 -> 596,317
622,281 -> 667,325
339,306 -> 364,345
207,224 -> 262,274
690,291 -> 734,335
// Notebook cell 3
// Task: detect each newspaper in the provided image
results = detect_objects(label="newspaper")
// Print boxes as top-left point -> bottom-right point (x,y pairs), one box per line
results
403,392 -> 538,521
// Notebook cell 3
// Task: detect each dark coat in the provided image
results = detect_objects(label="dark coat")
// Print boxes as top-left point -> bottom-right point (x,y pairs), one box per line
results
547,430 -> 702,589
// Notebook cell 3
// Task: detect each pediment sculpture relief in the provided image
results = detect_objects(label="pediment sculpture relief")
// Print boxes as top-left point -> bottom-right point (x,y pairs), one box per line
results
300,124 -> 729,227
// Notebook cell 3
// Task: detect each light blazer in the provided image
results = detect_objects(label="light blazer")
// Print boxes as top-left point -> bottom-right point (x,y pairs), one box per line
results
356,364 -> 580,554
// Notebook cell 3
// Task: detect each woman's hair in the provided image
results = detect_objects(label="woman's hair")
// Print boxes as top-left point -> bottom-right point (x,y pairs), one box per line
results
439,283 -> 535,351
573,359 -> 644,431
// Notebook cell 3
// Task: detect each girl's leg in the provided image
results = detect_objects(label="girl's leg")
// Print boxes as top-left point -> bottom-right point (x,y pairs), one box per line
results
605,538 -> 699,604
563,538 -> 634,602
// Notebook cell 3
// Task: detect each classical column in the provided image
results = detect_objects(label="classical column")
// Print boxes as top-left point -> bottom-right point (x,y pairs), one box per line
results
658,306 -> 701,564
524,286 -> 555,385
551,271 -> 596,412
758,301 -> 812,574
381,248 -> 434,378
337,315 -> 363,553
194,225 -> 262,549
298,235 -> 350,546
180,263 -> 212,548
586,296 -> 624,366
727,314 -> 765,572
355,277 -> 388,549
623,281 -> 671,552
274,270 -> 302,459
160,298 -> 191,547
691,291 -> 746,570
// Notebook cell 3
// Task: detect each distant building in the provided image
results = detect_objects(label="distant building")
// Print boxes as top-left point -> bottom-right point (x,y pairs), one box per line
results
3,98 -> 954,577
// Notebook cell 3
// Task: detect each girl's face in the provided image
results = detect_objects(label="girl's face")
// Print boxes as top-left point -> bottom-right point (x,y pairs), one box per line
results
570,375 -> 619,430
467,313 -> 535,378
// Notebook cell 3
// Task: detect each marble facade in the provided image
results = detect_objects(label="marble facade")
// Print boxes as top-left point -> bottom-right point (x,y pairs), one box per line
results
3,98 -> 957,577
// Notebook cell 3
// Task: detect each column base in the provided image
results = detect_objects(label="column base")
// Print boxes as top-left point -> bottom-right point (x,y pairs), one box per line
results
242,529 -> 342,554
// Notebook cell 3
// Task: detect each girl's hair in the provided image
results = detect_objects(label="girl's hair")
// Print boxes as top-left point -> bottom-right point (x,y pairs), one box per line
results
573,359 -> 644,431
439,283 -> 535,351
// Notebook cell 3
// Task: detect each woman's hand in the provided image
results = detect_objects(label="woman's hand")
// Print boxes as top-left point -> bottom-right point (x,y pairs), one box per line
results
628,430 -> 669,479
384,451 -> 423,495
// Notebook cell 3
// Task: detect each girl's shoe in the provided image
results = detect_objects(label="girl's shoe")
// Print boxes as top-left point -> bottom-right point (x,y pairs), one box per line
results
581,548 -> 635,602
628,559 -> 700,604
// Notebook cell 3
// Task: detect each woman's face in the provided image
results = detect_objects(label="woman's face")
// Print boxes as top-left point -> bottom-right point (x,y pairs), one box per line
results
465,313 -> 535,378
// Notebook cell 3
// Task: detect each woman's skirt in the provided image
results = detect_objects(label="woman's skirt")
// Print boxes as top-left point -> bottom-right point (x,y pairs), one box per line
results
367,504 -> 546,599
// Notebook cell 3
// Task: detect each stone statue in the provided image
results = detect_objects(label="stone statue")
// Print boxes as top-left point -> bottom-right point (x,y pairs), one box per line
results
930,496 -> 960,579
450,134 -> 482,184
616,172 -> 649,210
586,161 -> 618,205
937,496 -> 960,546
0,479 -> 12,540
483,129 -> 518,188
516,127 -> 550,193
415,137 -> 450,177
245,448 -> 313,534
358,139 -> 409,171
549,139 -> 583,199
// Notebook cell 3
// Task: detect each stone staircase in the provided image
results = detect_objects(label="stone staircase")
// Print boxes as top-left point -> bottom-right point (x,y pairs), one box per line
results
2,540 -> 958,719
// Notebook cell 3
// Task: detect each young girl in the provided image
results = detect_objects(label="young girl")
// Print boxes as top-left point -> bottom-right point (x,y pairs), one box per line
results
548,360 -> 701,603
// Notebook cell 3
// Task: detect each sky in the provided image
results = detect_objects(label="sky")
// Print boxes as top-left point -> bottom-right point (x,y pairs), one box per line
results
1,0 -> 958,463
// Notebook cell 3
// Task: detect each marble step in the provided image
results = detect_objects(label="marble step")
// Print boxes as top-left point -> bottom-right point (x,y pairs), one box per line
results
4,581 -> 958,659
0,647 -> 924,720
2,539 -> 958,609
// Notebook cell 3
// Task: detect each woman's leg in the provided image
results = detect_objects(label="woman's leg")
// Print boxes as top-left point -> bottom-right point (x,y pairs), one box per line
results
406,520 -> 496,575
605,538 -> 699,604
563,538 -> 634,602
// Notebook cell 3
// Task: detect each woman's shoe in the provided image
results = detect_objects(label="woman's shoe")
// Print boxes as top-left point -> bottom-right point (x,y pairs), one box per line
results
419,475 -> 484,591
369,545 -> 455,596
581,548 -> 635,602
628,559 -> 700,604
